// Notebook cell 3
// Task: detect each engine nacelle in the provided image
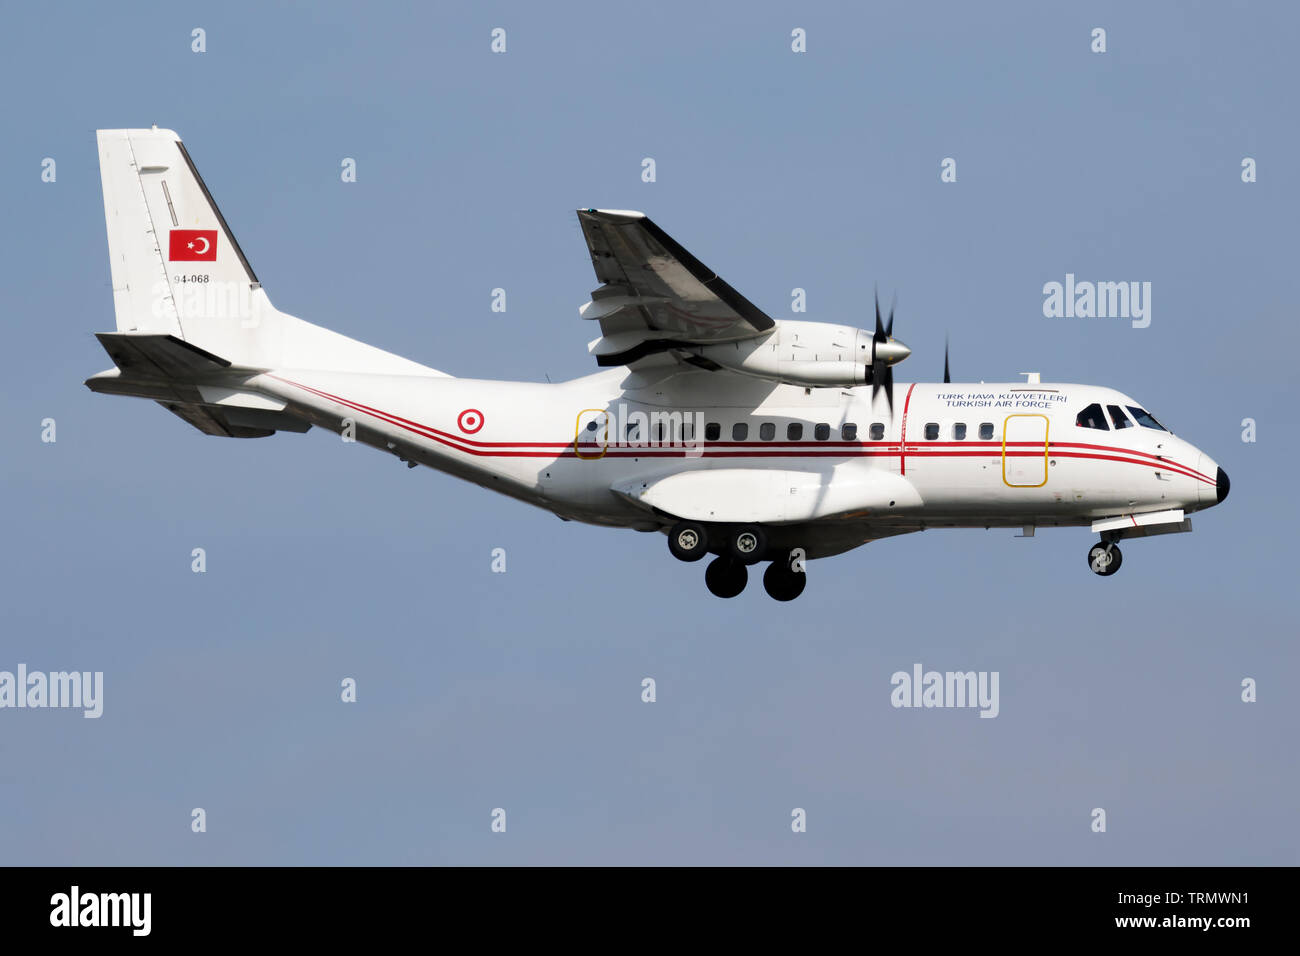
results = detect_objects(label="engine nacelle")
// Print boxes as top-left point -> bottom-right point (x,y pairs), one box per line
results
690,320 -> 908,388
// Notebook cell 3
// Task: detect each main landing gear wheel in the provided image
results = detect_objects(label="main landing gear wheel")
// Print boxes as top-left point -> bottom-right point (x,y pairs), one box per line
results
763,554 -> 807,602
705,556 -> 748,598
667,521 -> 709,562
727,524 -> 768,565
1087,542 -> 1123,577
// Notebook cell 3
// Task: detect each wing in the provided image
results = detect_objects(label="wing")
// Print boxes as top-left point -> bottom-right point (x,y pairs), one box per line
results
576,209 -> 775,367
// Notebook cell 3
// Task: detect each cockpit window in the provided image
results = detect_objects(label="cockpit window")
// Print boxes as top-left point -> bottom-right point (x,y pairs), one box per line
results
1106,404 -> 1134,429
1126,406 -> 1168,431
1076,403 -> 1109,430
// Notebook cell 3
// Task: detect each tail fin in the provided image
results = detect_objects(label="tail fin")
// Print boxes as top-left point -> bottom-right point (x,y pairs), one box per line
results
95,127 -> 442,376
97,127 -> 262,340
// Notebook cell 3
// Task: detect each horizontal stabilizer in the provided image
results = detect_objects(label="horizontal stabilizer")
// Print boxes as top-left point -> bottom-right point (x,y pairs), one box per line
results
94,332 -> 234,379
156,401 -> 310,438
86,333 -> 311,438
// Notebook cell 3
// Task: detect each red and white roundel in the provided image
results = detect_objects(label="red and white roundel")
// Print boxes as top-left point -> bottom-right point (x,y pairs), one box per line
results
457,408 -> 484,434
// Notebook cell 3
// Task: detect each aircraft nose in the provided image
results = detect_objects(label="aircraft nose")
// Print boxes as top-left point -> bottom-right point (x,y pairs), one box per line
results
1197,454 -> 1228,508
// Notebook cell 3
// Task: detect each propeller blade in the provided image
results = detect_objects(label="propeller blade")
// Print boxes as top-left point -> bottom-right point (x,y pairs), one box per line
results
874,286 -> 885,342
886,291 -> 896,339
871,360 -> 896,416
943,335 -> 951,384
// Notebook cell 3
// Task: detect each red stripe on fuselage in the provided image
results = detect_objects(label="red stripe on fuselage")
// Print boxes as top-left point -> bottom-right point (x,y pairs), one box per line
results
271,377 -> 1215,485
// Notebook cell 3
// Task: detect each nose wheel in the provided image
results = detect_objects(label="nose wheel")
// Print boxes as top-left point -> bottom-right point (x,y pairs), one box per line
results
1087,542 -> 1123,576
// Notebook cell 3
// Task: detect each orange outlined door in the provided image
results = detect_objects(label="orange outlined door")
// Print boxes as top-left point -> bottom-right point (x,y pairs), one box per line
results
575,408 -> 610,460
1002,414 -> 1049,487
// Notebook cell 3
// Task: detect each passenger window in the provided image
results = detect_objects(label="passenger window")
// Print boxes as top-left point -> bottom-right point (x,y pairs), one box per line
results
653,421 -> 665,442
626,421 -> 640,441
953,423 -> 967,440
814,423 -> 830,440
759,422 -> 775,441
1126,406 -> 1168,431
705,422 -> 720,442
869,423 -> 885,441
979,423 -> 994,440
841,423 -> 858,441
1075,403 -> 1109,430
1107,405 -> 1133,429
732,422 -> 748,441
787,423 -> 803,441
682,420 -> 694,442
924,423 -> 939,440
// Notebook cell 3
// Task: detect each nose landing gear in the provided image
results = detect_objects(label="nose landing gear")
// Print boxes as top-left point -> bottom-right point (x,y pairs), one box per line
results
1087,541 -> 1123,576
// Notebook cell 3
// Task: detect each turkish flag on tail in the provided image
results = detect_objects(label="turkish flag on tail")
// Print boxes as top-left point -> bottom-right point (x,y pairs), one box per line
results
168,229 -> 218,261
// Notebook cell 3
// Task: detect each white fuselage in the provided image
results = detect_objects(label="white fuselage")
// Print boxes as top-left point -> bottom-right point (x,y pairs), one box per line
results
251,367 -> 1221,559
86,130 -> 1226,586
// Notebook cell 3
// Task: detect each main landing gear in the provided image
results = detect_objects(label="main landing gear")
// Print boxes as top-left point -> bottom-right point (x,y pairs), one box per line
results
705,556 -> 748,598
762,552 -> 806,602
1087,541 -> 1123,577
667,521 -> 709,562
670,521 -> 807,600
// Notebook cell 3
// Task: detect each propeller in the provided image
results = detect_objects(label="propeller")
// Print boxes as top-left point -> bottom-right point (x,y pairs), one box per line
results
870,286 -> 906,414
943,335 -> 951,384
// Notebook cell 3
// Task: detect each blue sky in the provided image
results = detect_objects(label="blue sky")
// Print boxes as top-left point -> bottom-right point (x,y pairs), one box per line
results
1,0 -> 1295,864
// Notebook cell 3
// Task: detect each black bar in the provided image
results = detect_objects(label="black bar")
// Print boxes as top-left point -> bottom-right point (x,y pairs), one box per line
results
0,866 -> 1284,942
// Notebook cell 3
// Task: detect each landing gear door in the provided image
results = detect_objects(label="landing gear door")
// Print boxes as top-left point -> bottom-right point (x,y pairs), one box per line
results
575,408 -> 610,460
1002,414 -> 1049,487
